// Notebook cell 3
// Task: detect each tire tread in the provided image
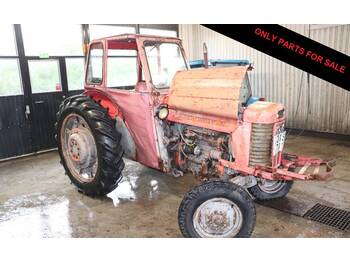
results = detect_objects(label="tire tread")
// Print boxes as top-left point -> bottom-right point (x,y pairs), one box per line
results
55,95 -> 125,196
178,181 -> 256,238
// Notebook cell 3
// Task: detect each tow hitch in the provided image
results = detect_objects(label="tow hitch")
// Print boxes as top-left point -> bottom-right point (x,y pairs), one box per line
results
280,153 -> 336,180
217,153 -> 336,181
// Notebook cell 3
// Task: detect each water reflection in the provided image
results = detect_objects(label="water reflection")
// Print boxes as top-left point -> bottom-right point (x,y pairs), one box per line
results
107,172 -> 162,207
0,194 -> 72,238
107,174 -> 138,207
149,179 -> 159,200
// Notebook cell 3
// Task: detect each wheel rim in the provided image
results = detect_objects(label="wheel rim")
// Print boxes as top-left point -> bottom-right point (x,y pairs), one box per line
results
257,179 -> 286,194
60,114 -> 98,183
193,197 -> 243,238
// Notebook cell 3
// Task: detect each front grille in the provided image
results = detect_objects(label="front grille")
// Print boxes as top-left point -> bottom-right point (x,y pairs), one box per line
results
249,123 -> 273,166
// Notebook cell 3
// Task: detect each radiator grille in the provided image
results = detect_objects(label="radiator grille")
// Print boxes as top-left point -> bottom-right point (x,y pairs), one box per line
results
249,123 -> 273,166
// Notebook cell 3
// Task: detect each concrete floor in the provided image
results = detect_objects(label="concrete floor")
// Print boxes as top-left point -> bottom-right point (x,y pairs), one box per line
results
0,134 -> 349,237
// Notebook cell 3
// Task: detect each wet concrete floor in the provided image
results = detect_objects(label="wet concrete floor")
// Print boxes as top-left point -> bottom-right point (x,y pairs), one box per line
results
0,134 -> 349,237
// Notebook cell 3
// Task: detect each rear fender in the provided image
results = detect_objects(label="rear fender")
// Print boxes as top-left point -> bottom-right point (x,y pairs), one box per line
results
84,90 -> 137,160
84,90 -> 123,119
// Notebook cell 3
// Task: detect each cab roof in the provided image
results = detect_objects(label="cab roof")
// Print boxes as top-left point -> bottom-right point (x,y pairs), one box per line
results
90,33 -> 180,42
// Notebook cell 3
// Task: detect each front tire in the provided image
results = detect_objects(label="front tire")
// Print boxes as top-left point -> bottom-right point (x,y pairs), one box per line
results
178,181 -> 256,238
248,179 -> 293,201
56,95 -> 125,196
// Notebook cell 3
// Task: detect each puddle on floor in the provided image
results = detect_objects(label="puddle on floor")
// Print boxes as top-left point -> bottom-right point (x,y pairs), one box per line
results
107,173 -> 161,207
0,193 -> 72,238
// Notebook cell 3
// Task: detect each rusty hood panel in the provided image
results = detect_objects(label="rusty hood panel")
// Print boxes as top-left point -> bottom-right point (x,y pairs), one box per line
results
168,66 -> 249,119
244,101 -> 285,124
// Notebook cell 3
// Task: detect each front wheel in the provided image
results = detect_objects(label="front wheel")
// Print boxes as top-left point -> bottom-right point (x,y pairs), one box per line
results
248,179 -> 293,201
178,181 -> 256,238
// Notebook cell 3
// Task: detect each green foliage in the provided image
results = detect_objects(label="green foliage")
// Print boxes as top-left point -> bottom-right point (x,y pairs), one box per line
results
66,59 -> 84,90
107,58 -> 137,87
0,59 -> 85,97
29,61 -> 60,93
0,60 -> 22,96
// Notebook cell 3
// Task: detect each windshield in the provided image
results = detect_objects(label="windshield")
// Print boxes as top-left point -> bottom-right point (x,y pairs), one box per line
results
144,42 -> 187,89
240,73 -> 252,103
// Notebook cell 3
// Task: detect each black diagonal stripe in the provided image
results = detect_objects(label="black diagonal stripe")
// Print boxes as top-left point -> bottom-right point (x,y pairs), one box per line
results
202,24 -> 350,91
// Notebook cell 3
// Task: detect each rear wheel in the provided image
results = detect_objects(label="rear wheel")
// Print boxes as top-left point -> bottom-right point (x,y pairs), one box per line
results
178,181 -> 256,238
248,179 -> 293,201
56,95 -> 125,196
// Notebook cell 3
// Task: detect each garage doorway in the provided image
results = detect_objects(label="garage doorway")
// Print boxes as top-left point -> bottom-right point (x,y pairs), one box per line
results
27,59 -> 66,151
0,24 -> 179,160
0,25 -> 85,159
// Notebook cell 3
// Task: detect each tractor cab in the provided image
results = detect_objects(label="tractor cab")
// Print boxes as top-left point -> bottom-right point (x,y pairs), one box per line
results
82,35 -> 190,170
84,34 -> 189,94
56,34 -> 335,239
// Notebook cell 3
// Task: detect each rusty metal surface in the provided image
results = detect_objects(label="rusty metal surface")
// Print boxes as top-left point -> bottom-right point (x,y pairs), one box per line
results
217,151 -> 335,181
243,101 -> 285,124
168,66 -> 248,120
167,110 -> 238,134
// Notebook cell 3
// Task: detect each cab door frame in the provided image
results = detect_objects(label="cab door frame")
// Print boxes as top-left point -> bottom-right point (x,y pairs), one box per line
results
84,38 -> 162,169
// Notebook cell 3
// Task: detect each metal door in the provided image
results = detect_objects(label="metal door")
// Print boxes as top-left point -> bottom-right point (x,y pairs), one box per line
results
0,26 -> 32,159
27,58 -> 68,151
0,95 -> 32,159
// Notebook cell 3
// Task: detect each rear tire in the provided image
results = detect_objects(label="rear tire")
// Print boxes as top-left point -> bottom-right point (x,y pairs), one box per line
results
56,95 -> 125,196
178,181 -> 256,238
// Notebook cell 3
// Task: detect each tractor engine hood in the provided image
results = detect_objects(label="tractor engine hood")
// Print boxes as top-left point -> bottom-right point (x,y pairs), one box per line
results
244,101 -> 285,124
167,66 -> 250,120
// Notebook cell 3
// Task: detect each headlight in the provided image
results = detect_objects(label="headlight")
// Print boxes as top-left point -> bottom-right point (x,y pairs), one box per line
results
277,109 -> 285,118
157,106 -> 169,120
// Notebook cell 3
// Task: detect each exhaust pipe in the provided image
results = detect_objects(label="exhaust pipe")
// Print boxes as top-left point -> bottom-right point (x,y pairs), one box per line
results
203,42 -> 208,69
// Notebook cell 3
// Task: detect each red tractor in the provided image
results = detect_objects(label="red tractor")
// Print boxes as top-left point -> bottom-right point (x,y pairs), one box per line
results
56,34 -> 335,238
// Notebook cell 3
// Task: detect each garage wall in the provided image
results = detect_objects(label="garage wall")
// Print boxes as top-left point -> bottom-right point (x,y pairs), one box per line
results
179,24 -> 350,135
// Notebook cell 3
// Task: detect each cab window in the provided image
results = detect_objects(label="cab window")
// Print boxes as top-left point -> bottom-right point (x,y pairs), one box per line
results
144,42 -> 187,89
240,74 -> 252,103
107,49 -> 137,90
86,43 -> 103,85
106,39 -> 138,90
